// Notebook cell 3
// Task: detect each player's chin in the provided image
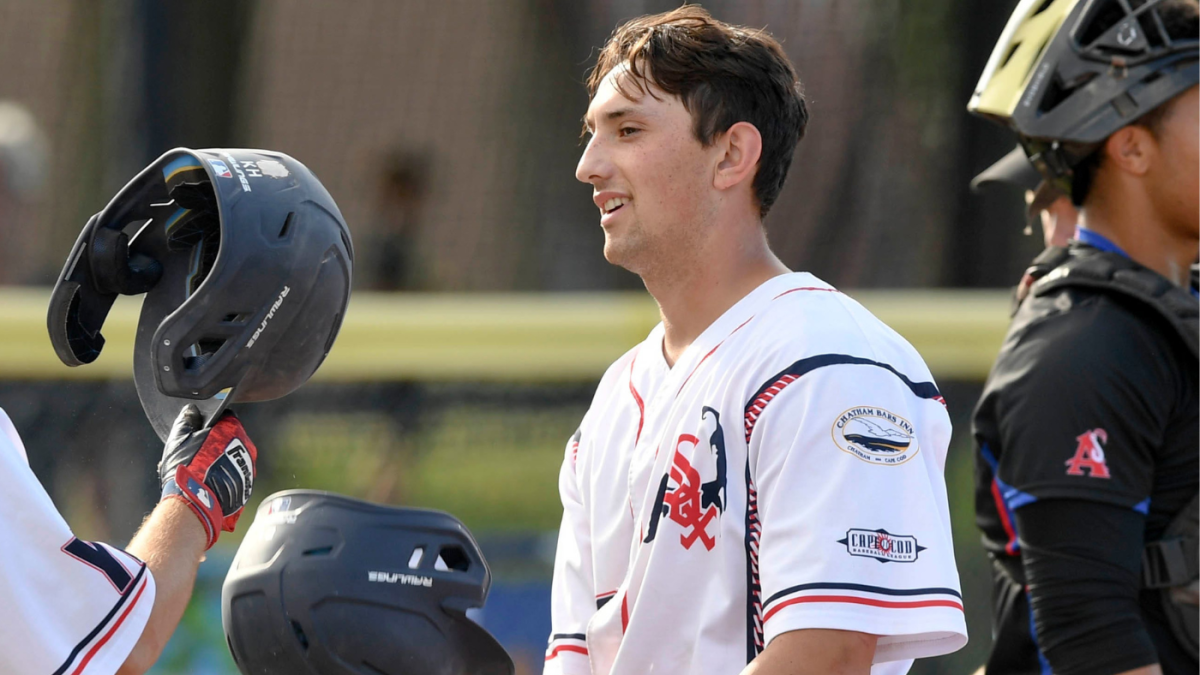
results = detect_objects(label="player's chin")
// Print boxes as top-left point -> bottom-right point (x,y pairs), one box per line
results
602,237 -> 636,269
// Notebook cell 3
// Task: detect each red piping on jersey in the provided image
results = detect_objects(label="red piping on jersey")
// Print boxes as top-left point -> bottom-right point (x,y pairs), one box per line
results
69,574 -> 149,675
762,594 -> 964,622
596,589 -> 616,600
544,644 -> 588,661
991,480 -> 1020,555
628,351 -> 645,445
621,595 -> 630,633
677,316 -> 755,397
771,286 -> 840,300
743,373 -> 800,444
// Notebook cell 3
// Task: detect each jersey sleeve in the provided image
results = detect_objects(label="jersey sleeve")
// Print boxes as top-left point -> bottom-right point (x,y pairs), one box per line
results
747,364 -> 966,664
0,409 -> 156,675
544,427 -> 593,675
981,304 -> 1172,510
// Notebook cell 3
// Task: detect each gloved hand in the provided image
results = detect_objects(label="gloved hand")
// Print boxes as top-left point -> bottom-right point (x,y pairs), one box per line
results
158,405 -> 257,549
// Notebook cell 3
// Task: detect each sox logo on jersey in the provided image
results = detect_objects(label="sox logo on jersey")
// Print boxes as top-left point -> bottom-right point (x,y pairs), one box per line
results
644,407 -> 728,550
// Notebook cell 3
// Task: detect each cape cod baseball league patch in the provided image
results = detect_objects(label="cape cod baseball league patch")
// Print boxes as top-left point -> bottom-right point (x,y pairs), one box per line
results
838,528 -> 925,563
831,406 -> 919,465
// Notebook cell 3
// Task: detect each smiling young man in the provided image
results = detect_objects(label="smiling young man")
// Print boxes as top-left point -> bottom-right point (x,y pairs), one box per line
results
544,7 -> 967,675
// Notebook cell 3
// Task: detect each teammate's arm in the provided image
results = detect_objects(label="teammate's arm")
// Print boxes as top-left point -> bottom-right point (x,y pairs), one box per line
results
118,405 -> 257,675
1017,499 -> 1162,675
115,499 -> 206,675
740,629 -> 877,675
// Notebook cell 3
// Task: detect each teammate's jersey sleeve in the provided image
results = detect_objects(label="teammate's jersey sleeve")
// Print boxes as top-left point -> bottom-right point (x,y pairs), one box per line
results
748,363 -> 966,663
545,427 -> 594,675
976,301 -> 1172,510
0,408 -> 156,675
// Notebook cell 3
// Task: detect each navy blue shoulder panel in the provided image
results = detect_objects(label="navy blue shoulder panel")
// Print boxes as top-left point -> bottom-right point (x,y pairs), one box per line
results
745,353 -> 941,412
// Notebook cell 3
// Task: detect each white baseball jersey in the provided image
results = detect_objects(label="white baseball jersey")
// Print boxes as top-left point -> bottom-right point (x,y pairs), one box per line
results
0,407 -> 156,675
545,273 -> 967,675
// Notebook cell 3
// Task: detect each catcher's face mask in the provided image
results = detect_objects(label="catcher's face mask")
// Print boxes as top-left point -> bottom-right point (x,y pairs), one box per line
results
48,148 -> 353,439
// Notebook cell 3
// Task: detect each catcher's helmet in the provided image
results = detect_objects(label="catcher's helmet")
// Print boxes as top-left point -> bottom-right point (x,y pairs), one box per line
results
968,0 -> 1198,194
222,490 -> 514,675
47,148 -> 353,439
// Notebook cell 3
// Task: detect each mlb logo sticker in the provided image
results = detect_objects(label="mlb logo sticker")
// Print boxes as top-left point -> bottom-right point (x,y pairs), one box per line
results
266,496 -> 291,515
207,158 -> 232,178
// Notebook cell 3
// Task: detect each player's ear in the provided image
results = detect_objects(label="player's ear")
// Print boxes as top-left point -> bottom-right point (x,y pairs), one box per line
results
1102,125 -> 1154,177
713,122 -> 762,192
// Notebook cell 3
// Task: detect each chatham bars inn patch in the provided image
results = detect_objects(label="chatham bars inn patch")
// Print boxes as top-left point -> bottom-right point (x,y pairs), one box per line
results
831,406 -> 919,466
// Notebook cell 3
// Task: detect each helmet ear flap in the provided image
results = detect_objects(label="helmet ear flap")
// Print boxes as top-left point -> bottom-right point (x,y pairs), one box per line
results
89,227 -> 163,295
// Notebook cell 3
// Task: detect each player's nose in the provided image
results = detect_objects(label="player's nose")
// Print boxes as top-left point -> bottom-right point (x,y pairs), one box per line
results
575,135 -> 611,185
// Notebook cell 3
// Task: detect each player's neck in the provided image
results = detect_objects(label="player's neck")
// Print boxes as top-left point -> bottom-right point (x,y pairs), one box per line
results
1081,179 -> 1198,287
644,227 -> 790,368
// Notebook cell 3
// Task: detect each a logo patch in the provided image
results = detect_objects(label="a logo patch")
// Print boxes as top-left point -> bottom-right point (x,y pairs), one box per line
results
187,477 -> 213,509
644,407 -> 727,551
1065,428 -> 1111,478
267,496 -> 291,514
368,570 -> 434,587
207,159 -> 232,178
832,407 -> 918,465
838,528 -> 924,563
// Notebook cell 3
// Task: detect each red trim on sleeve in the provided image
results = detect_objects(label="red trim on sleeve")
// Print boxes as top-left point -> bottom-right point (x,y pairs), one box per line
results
545,644 -> 589,661
70,574 -> 150,675
762,594 -> 964,623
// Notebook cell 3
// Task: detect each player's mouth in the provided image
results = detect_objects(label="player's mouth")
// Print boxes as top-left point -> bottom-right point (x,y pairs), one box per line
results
594,192 -> 632,227
601,197 -> 630,215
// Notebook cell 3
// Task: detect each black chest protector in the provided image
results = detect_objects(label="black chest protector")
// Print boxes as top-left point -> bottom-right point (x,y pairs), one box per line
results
1019,244 -> 1199,659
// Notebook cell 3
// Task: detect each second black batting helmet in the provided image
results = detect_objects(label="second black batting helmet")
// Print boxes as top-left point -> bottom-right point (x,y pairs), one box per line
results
222,490 -> 515,675
47,148 -> 353,439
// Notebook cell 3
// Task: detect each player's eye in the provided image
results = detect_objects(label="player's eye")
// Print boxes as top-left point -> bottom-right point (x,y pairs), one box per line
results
617,126 -> 640,137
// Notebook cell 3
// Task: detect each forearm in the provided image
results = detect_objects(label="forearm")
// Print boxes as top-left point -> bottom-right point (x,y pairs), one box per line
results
1018,500 -> 1160,674
117,498 -> 207,675
739,629 -> 877,675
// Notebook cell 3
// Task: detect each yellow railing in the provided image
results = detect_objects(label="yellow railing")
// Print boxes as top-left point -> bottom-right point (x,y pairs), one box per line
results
4,288 -> 1011,381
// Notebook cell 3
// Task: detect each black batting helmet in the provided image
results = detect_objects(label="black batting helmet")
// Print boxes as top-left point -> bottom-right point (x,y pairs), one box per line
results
222,490 -> 514,675
47,148 -> 353,439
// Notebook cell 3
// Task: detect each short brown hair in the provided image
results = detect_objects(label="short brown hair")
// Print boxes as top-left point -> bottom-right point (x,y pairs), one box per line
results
586,5 -> 808,217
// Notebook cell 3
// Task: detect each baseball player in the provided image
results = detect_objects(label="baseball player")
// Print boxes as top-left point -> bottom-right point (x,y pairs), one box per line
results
545,7 -> 967,675
7,145 -> 353,675
967,0 -> 1198,673
0,405 -> 256,675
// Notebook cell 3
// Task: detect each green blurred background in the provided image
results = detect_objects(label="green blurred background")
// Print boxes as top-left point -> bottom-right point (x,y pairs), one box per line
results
0,0 -> 1045,673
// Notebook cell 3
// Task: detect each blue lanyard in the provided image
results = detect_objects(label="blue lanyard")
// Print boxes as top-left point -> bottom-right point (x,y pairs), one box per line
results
1075,227 -> 1198,298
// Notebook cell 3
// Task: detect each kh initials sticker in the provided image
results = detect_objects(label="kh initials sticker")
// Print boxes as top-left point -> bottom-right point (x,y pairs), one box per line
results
838,528 -> 924,563
832,406 -> 919,465
1065,428 -> 1111,478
